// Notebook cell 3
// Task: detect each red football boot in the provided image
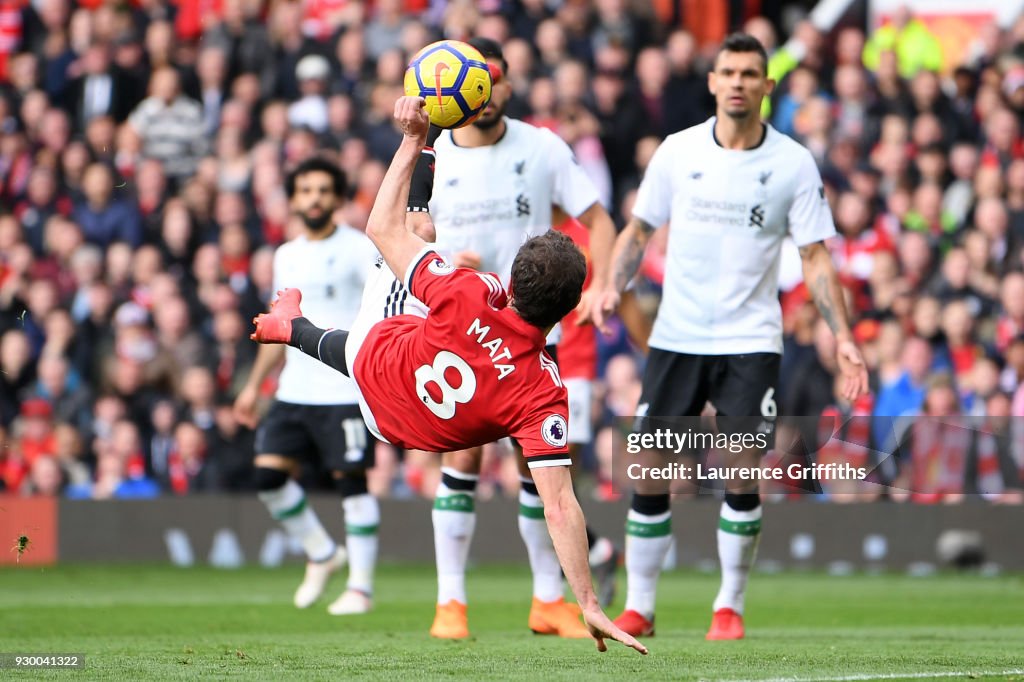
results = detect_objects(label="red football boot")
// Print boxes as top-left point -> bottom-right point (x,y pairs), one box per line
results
251,289 -> 303,344
706,608 -> 744,640
613,609 -> 655,637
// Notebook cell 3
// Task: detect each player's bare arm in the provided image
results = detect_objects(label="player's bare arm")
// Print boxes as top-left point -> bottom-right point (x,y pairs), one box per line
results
233,342 -> 286,429
405,210 -> 436,243
589,216 -> 656,331
529,465 -> 648,655
572,201 -> 616,328
798,240 -> 869,401
366,96 -> 432,280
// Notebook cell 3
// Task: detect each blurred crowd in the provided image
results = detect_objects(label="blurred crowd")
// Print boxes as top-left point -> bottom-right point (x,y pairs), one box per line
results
0,0 -> 1022,501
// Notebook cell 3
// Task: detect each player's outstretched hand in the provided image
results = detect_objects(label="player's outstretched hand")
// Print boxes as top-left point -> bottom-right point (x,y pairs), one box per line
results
452,250 -> 482,269
394,96 -> 429,145
836,339 -> 869,402
582,607 -> 649,655
577,287 -> 620,335
233,385 -> 260,430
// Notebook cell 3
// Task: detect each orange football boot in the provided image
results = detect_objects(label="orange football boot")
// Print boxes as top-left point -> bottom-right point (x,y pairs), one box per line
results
706,608 -> 744,640
528,597 -> 591,638
430,600 -> 470,639
251,289 -> 303,344
613,609 -> 655,637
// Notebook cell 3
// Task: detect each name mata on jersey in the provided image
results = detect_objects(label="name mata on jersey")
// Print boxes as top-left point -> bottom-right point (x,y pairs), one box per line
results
634,118 -> 836,356
348,249 -> 571,466
273,225 -> 380,405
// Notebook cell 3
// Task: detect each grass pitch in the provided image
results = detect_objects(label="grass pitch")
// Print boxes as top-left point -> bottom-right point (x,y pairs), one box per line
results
0,564 -> 1021,681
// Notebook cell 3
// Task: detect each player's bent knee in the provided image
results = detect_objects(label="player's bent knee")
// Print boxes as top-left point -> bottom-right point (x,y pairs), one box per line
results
254,453 -> 297,472
255,466 -> 290,492
334,472 -> 369,498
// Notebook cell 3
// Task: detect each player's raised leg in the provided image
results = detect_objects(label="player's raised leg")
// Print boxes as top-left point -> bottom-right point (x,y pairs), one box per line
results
251,289 -> 352,376
429,449 -> 480,639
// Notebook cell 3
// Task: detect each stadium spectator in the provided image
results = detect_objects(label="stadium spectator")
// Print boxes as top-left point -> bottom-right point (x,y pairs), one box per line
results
945,144 -> 981,220
874,335 -> 932,450
128,67 -> 207,184
930,247 -> 993,317
6,398 -> 57,489
14,166 -> 72,257
67,423 -> 160,500
939,300 -> 983,382
167,421 -> 217,494
73,162 -> 142,248
62,40 -> 137,133
365,0 -> 410,60
964,391 -> 1024,502
25,453 -> 65,497
28,351 -> 92,434
52,421 -> 89,489
784,318 -> 841,418
0,330 -> 34,427
996,273 -> 1024,353
892,374 -> 968,504
862,6 -> 942,78
288,54 -> 331,134
195,47 -> 230,140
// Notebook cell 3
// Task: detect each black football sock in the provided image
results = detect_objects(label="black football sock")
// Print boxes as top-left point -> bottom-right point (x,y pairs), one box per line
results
289,317 -> 351,377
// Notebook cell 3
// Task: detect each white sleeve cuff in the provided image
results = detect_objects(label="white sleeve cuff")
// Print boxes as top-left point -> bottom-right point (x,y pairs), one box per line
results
526,458 -> 573,469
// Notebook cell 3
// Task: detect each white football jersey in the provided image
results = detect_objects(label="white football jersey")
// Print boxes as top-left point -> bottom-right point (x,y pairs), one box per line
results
272,224 -> 379,405
633,118 -> 836,355
429,118 -> 600,282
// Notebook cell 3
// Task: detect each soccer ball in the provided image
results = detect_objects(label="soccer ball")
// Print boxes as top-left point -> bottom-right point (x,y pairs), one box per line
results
404,40 -> 492,129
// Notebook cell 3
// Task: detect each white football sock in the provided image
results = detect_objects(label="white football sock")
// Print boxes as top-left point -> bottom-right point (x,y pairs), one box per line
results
624,509 -> 672,620
259,479 -> 336,563
713,502 -> 762,614
433,467 -> 478,605
518,482 -> 563,603
589,536 -> 615,566
343,493 -> 379,595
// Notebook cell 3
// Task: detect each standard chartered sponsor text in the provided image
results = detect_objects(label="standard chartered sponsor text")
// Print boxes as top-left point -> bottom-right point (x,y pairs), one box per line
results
685,196 -> 749,226
450,198 -> 516,227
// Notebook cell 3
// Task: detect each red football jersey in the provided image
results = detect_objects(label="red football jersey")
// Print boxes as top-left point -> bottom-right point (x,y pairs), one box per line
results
354,250 -> 572,468
554,216 -> 597,380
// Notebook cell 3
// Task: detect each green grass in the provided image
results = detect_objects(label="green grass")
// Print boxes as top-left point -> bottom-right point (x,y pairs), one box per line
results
0,564 -> 1022,681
